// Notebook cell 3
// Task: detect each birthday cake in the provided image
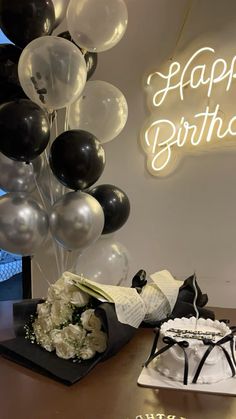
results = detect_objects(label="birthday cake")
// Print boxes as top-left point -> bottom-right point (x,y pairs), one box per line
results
148,317 -> 236,384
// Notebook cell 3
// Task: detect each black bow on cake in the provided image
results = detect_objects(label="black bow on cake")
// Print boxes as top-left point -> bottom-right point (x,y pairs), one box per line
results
144,334 -> 190,385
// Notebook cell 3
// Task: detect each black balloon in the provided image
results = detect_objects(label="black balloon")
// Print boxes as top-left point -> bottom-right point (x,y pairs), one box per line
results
0,81 -> 26,105
0,0 -> 55,48
0,44 -> 21,85
58,31 -> 98,80
88,184 -> 130,234
49,130 -> 105,190
0,44 -> 26,104
0,99 -> 50,161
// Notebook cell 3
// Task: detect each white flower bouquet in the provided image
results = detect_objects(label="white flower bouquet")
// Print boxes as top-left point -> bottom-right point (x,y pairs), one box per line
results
26,275 -> 107,361
0,272 -> 137,384
0,270 -> 214,385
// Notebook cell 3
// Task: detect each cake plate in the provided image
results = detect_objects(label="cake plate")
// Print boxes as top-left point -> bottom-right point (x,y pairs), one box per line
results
138,363 -> 236,396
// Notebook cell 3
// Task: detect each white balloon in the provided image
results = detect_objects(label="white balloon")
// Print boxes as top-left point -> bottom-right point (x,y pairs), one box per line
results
67,0 -> 128,52
69,81 -> 128,143
52,0 -> 70,26
73,236 -> 130,285
18,36 -> 87,111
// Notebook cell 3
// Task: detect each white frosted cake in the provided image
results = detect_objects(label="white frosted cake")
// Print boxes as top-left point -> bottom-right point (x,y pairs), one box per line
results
152,317 -> 235,384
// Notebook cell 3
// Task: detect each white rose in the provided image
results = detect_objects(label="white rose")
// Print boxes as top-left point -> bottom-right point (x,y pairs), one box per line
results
70,290 -> 89,307
62,324 -> 86,343
54,338 -> 76,359
61,277 -> 81,303
50,300 -> 73,326
47,277 -> 65,302
80,309 -> 102,331
79,344 -> 96,360
51,325 -> 87,359
50,329 -> 63,344
47,272 -> 89,307
62,273 -> 89,306
37,302 -> 51,317
47,274 -> 74,302
87,330 -> 107,353
33,316 -> 54,333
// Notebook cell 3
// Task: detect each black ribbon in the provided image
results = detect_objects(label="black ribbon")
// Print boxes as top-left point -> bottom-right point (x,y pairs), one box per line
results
192,333 -> 236,384
143,328 -> 160,367
144,335 -> 189,385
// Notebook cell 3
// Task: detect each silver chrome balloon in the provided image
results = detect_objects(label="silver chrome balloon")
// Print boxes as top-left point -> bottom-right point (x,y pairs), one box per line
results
49,191 -> 104,250
0,153 -> 43,193
0,193 -> 49,255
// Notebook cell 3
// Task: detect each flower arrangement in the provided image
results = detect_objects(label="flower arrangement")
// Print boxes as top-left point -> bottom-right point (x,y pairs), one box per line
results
0,270 -> 215,386
25,275 -> 107,361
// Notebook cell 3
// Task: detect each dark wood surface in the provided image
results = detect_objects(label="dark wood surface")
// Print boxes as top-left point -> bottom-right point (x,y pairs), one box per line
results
0,302 -> 236,419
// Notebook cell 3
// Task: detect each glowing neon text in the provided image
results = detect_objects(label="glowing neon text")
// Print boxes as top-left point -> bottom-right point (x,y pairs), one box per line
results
142,47 -> 236,175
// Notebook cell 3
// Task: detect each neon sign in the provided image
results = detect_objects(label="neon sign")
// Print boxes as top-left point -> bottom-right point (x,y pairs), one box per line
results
141,47 -> 236,176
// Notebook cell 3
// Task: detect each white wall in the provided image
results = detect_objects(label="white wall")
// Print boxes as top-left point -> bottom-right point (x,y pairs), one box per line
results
33,0 -> 236,308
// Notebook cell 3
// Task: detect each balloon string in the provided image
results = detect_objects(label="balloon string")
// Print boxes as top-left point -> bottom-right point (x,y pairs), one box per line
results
48,112 -> 54,131
51,110 -> 66,200
67,250 -> 75,271
33,162 -> 61,280
34,258 -> 51,287
54,110 -> 59,138
64,105 -> 70,132
33,168 -> 48,210
70,250 -> 79,273
57,106 -> 70,197
59,245 -> 65,275
46,111 -> 58,205
52,241 -> 62,278
64,250 -> 70,272
44,150 -> 54,206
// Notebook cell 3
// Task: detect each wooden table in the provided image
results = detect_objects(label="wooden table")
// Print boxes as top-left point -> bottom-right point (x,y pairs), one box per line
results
0,301 -> 236,419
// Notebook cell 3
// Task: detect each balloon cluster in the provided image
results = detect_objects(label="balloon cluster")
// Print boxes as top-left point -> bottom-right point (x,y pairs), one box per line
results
0,0 -> 130,285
